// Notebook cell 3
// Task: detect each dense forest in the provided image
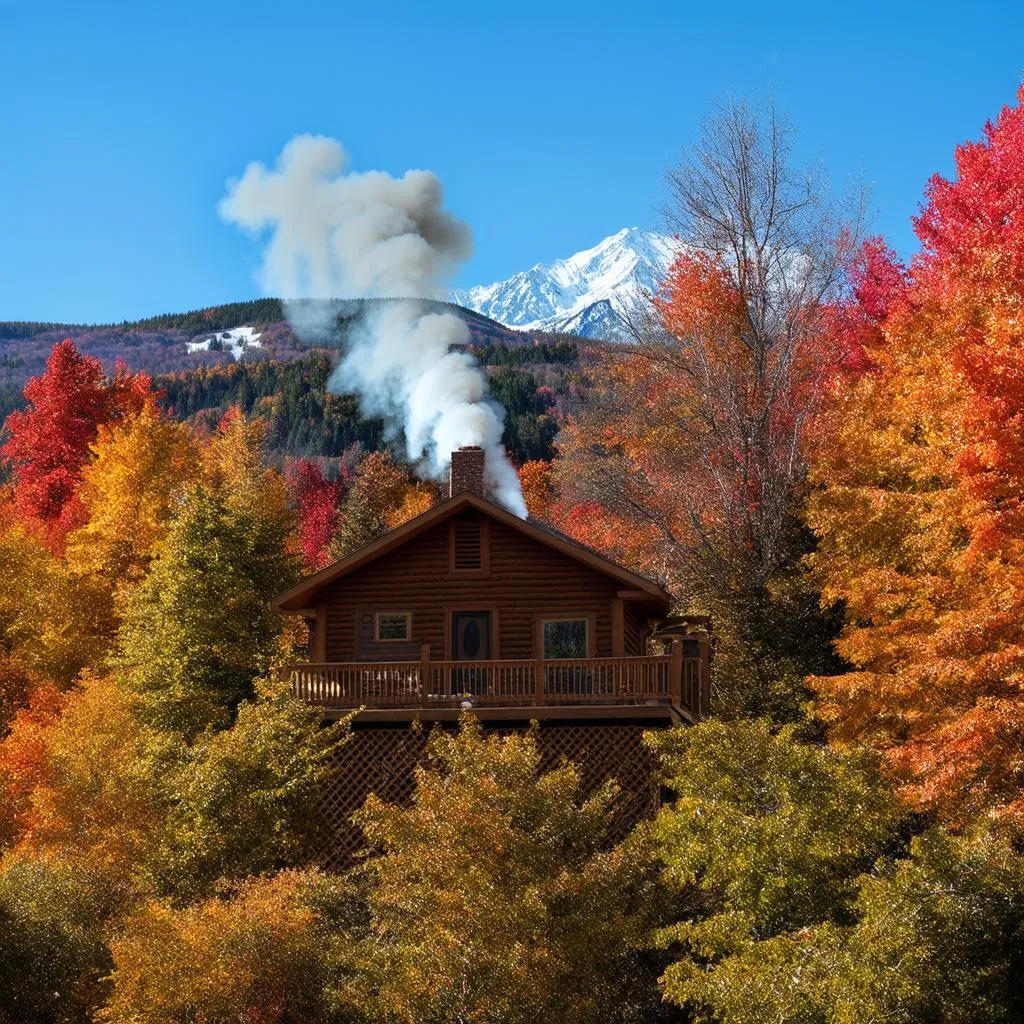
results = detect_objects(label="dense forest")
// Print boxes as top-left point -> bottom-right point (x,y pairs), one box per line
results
0,295 -> 558,420
2,91 -> 1024,1023
151,341 -> 573,465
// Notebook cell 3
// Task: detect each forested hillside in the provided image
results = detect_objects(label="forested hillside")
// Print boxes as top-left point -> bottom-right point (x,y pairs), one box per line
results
0,298 -> 580,465
0,298 -> 563,422
154,342 -> 572,465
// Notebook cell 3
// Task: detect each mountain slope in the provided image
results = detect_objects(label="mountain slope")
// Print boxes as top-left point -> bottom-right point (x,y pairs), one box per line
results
452,228 -> 678,339
0,298 -> 530,401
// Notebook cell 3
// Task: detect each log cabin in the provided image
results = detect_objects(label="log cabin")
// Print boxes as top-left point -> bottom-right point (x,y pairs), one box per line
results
273,445 -> 709,865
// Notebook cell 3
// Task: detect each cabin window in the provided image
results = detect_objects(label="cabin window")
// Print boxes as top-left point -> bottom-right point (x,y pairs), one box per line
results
375,611 -> 411,642
451,521 -> 484,572
542,618 -> 589,659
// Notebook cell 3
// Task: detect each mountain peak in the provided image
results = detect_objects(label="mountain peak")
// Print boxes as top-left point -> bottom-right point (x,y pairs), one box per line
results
451,229 -> 678,340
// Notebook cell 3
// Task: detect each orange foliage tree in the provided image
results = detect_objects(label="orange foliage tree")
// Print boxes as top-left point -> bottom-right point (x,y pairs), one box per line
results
554,103 -> 859,717
518,459 -> 556,521
332,450 -> 436,557
808,87 -> 1024,822
101,870 -> 349,1024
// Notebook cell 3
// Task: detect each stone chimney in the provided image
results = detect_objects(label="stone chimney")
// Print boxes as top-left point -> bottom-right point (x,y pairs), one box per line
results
449,445 -> 486,499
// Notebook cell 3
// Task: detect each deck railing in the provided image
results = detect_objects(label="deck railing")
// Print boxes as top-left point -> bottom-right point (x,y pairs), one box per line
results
282,642 -> 705,718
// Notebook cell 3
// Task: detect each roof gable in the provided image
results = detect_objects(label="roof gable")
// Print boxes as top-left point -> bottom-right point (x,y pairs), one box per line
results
272,492 -> 671,612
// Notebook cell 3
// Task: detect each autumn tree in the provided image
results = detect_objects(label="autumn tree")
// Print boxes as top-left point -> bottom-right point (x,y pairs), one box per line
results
1,341 -> 152,548
0,673 -> 170,884
807,87 -> 1024,822
66,401 -> 201,596
113,404 -> 300,739
0,683 -> 65,849
555,102 -> 861,718
386,479 -> 439,530
647,718 -> 901,1018
519,458 -> 556,521
0,674 -> 345,1017
287,458 -> 343,570
0,520 -> 109,724
117,487 -> 298,739
152,683 -> 348,901
100,870 -> 358,1024
204,406 -> 292,532
0,855 -> 118,1024
332,451 -> 415,558
0,675 -> 169,1022
350,718 -> 667,1024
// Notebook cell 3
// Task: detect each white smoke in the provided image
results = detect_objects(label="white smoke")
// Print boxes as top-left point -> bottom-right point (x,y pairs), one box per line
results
218,134 -> 527,516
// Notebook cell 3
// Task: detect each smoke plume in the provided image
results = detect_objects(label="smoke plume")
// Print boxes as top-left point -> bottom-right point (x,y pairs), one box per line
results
218,134 -> 527,516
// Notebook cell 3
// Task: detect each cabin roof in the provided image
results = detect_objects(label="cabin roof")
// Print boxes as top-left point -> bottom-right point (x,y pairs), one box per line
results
271,491 -> 672,613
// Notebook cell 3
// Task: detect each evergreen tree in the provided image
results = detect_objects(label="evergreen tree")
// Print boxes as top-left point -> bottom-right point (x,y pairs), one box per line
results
117,488 -> 298,739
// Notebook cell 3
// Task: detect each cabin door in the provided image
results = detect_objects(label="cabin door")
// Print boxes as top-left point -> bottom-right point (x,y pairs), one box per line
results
450,611 -> 491,695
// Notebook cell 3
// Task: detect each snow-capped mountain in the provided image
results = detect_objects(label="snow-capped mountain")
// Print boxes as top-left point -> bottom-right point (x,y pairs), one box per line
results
451,228 -> 678,339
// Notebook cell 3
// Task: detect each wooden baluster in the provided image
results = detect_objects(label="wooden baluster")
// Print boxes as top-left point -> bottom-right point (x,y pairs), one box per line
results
420,644 -> 431,705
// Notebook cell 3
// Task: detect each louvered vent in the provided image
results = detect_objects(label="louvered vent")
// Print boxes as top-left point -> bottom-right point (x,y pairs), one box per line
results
453,522 -> 483,571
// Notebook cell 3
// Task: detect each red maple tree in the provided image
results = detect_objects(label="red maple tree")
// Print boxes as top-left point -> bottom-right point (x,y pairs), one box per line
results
1,340 -> 152,547
286,458 -> 343,570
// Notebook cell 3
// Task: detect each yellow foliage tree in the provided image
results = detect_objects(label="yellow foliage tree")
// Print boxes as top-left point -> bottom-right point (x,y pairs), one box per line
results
66,402 -> 201,592
0,518 -> 109,721
0,673 -> 170,890
385,479 -> 439,530
203,406 -> 291,530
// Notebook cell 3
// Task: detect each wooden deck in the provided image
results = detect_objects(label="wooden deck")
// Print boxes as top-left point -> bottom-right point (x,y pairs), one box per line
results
281,642 -> 706,720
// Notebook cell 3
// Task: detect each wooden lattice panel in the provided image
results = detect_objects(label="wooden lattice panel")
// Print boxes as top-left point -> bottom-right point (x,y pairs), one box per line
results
313,720 -> 663,871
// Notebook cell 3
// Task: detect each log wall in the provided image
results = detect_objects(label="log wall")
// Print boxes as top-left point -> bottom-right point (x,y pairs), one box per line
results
319,509 -> 651,662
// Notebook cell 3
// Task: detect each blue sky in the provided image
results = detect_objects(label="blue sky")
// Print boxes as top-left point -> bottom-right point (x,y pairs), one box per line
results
1,0 -> 1022,323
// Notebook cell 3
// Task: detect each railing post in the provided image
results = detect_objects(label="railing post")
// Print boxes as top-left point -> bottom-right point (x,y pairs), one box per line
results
535,658 -> 546,704
697,635 -> 710,719
420,644 -> 431,705
670,640 -> 683,710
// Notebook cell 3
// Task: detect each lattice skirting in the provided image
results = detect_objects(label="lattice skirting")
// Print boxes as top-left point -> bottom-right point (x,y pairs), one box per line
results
313,720 -> 665,871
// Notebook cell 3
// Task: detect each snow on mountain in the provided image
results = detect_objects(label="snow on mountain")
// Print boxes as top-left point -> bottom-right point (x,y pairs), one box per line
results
186,326 -> 263,361
451,228 -> 678,339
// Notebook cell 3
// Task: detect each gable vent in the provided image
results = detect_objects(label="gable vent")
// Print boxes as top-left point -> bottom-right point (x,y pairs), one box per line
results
453,522 -> 483,571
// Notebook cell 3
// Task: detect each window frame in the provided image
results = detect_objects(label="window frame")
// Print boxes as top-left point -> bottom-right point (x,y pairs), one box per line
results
374,610 -> 413,643
537,615 -> 593,660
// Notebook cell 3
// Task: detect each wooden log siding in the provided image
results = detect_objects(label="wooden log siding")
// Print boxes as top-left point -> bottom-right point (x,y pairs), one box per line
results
320,514 -> 633,663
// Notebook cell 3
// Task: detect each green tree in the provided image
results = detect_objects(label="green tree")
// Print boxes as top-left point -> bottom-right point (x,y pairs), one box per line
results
647,719 -> 902,1019
0,855 -> 117,1024
117,488 -> 298,739
647,720 -> 1024,1023
154,683 -> 349,901
831,827 -> 1024,1024
350,717 -> 668,1024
